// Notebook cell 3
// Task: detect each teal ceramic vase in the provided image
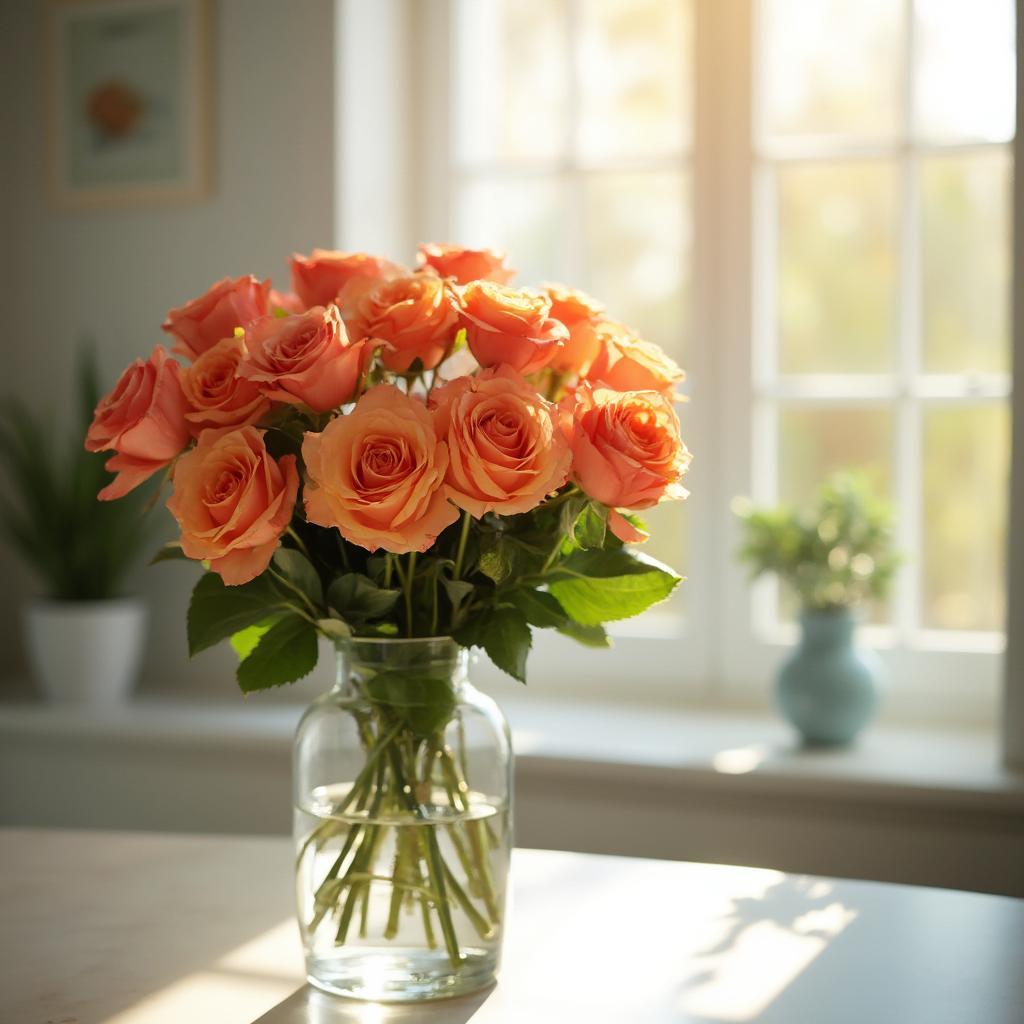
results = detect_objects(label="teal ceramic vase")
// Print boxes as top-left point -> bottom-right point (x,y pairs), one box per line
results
776,609 -> 882,746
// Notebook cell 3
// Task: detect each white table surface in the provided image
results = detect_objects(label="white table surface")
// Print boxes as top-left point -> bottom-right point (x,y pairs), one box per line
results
2,829 -> 1023,1024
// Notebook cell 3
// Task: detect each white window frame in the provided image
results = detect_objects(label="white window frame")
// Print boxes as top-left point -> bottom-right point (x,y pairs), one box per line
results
334,0 -> 1017,731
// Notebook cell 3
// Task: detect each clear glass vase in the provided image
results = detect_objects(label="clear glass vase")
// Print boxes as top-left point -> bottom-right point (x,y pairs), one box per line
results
293,637 -> 512,1001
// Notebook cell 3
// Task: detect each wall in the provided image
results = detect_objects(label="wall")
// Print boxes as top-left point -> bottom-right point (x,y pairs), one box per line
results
0,0 -> 338,697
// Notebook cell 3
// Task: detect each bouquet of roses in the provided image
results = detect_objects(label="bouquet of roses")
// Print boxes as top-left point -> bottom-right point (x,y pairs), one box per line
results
85,243 -> 691,688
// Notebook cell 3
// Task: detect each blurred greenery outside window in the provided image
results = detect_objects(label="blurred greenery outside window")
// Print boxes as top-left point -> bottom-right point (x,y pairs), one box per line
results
448,0 -> 1013,663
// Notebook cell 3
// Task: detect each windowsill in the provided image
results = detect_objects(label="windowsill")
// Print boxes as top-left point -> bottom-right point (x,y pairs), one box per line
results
1,692 -> 1021,818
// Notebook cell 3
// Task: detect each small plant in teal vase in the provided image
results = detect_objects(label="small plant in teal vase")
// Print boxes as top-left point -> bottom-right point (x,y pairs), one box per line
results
734,473 -> 901,745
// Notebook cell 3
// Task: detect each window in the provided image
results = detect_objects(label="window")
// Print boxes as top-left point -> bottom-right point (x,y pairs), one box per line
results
345,1 -> 1015,721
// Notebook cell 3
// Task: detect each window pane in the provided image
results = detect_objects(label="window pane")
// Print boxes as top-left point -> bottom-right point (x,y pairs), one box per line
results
915,0 -> 1015,143
922,405 -> 1009,632
454,0 -> 567,165
922,152 -> 1012,375
778,406 -> 893,506
777,163 -> 898,374
455,177 -> 568,285
584,171 -> 691,361
577,0 -> 691,162
759,0 -> 901,141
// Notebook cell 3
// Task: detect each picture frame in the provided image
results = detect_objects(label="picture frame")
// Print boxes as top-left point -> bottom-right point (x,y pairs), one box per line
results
47,0 -> 212,208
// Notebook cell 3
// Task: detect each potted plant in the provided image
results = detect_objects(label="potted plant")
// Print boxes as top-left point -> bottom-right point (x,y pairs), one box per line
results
0,350 -> 154,704
734,474 -> 900,745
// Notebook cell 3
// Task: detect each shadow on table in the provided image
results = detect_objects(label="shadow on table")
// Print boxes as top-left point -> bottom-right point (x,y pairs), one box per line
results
254,983 -> 495,1023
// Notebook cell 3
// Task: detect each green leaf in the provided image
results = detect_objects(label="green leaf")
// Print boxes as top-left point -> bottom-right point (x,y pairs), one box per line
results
327,573 -> 400,621
363,670 -> 458,737
187,572 -> 289,656
559,493 -> 588,543
507,588 -> 567,629
440,576 -> 475,620
548,550 -> 680,625
230,620 -> 276,660
237,614 -> 318,692
573,502 -> 608,549
477,534 -> 515,584
557,620 -> 611,648
149,542 -> 190,566
272,547 -> 323,606
456,606 -> 531,683
317,617 -> 352,642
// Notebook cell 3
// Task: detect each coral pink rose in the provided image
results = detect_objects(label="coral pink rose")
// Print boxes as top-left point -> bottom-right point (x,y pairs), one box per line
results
565,383 -> 690,515
166,426 -> 298,585
290,249 -> 404,311
85,345 -> 190,500
239,306 -> 372,413
269,289 -> 304,315
457,281 -> 568,375
180,335 -> 270,436
162,276 -> 270,361
347,273 -> 459,373
585,321 -> 685,398
430,366 -> 571,517
417,243 -> 515,285
544,283 -> 606,376
302,385 -> 458,553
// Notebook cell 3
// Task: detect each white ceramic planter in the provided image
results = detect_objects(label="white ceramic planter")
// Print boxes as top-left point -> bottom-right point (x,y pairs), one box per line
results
24,599 -> 147,705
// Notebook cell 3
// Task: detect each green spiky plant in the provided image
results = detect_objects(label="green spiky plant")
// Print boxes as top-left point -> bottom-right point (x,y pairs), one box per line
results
0,347 -> 156,601
734,472 -> 900,613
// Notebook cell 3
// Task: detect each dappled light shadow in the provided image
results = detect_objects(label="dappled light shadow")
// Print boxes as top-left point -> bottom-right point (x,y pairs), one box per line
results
677,875 -> 857,1022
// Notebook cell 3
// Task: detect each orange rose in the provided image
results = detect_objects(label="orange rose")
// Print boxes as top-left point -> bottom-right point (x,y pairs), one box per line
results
166,426 -> 298,586
544,283 -> 606,376
347,273 -> 459,373
430,365 -> 571,517
290,249 -> 404,311
417,243 -> 515,285
566,383 -> 690,513
584,321 -> 685,398
85,345 -> 190,500
457,281 -> 568,375
162,276 -> 270,361
302,385 -> 458,553
239,306 -> 372,413
180,335 -> 270,437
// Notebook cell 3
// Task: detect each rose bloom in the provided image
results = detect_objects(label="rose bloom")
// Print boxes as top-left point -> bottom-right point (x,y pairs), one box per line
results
162,276 -> 270,361
239,305 -> 372,413
180,335 -> 270,436
457,281 -> 568,376
302,385 -> 458,553
585,321 -> 686,397
347,273 -> 459,373
566,382 -> 690,531
290,249 -> 404,311
166,426 -> 299,586
544,283 -> 606,377
85,345 -> 190,500
417,243 -> 515,285
431,365 -> 571,517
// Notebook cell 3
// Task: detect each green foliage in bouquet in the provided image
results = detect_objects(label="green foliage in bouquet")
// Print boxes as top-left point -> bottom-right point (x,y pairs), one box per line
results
184,494 -> 680,691
734,473 -> 900,612
0,349 -> 155,600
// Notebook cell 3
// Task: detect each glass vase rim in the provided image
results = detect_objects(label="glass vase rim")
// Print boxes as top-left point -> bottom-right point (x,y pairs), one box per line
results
337,635 -> 462,647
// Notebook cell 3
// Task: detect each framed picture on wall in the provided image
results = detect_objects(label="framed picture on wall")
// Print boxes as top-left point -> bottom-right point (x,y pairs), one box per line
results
47,0 -> 212,208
